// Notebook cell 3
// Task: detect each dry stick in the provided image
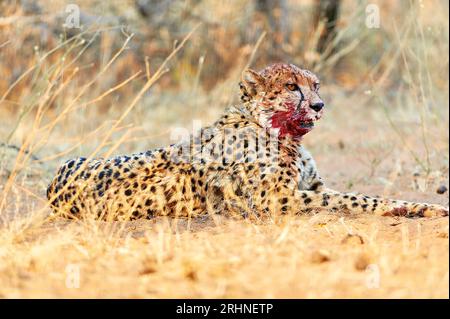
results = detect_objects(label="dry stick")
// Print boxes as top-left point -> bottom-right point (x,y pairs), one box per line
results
307,22 -> 324,64
321,38 -> 360,71
7,67 -> 80,172
243,31 -> 266,71
4,29 -> 101,144
93,126 -> 156,149
344,9 -> 416,113
192,55 -> 206,98
370,77 -> 428,173
0,13 -> 62,27
0,40 -> 10,49
4,63 -> 64,142
224,31 -> 266,108
0,64 -> 73,213
395,21 -> 431,173
6,35 -> 134,198
368,12 -> 414,88
40,34 -> 135,133
314,4 -> 365,72
36,123 -> 132,163
23,67 -> 81,160
347,11 -> 415,113
2,24 -> 125,103
0,32 -> 120,217
98,129 -> 174,146
145,56 -> 151,81
101,127 -> 138,159
97,24 -> 201,158
34,71 -> 141,157
417,16 -> 438,117
414,20 -> 432,173
13,182 -> 48,205
84,71 -> 142,106
0,25 -> 101,102
6,26 -> 110,147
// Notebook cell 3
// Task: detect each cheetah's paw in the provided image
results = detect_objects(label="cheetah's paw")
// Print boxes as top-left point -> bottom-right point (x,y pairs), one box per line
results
383,204 -> 449,218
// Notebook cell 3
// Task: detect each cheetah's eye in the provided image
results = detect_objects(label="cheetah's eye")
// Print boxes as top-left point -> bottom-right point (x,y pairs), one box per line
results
286,83 -> 299,91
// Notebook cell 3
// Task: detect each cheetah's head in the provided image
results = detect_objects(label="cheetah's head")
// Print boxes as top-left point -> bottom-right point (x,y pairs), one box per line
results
239,63 -> 324,139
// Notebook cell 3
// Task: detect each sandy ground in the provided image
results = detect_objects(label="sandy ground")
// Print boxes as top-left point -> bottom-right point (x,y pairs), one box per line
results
0,136 -> 448,299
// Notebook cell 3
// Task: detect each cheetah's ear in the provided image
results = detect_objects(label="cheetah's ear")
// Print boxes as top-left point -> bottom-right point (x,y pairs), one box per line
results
240,69 -> 265,101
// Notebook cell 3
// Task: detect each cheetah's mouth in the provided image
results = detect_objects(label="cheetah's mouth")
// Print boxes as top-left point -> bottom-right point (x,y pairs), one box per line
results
270,110 -> 317,138
299,121 -> 314,129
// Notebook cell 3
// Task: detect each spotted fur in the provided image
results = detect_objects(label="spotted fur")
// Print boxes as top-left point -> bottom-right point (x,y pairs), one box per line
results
47,63 -> 449,220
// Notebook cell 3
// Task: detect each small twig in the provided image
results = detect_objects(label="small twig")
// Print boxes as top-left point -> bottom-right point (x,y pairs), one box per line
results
0,40 -> 10,49
85,71 -> 142,106
244,31 -> 266,71
145,56 -> 151,81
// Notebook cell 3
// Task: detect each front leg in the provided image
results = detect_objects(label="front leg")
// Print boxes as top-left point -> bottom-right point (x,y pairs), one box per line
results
294,149 -> 448,217
301,189 -> 448,217
262,186 -> 449,218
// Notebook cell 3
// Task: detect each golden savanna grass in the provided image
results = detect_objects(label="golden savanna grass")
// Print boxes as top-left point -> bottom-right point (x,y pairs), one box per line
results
0,0 -> 448,298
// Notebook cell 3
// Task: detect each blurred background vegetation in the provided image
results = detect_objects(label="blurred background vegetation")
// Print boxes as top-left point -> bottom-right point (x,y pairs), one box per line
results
0,0 -> 448,178
1,1 -> 448,98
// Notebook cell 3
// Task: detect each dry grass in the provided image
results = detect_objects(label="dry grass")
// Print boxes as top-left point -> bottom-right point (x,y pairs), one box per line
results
0,0 -> 448,298
1,212 -> 448,298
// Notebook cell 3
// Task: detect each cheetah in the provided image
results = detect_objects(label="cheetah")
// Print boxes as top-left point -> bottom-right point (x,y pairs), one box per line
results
47,63 -> 449,221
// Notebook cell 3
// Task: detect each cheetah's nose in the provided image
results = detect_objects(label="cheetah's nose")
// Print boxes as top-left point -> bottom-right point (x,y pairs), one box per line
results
310,102 -> 324,112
